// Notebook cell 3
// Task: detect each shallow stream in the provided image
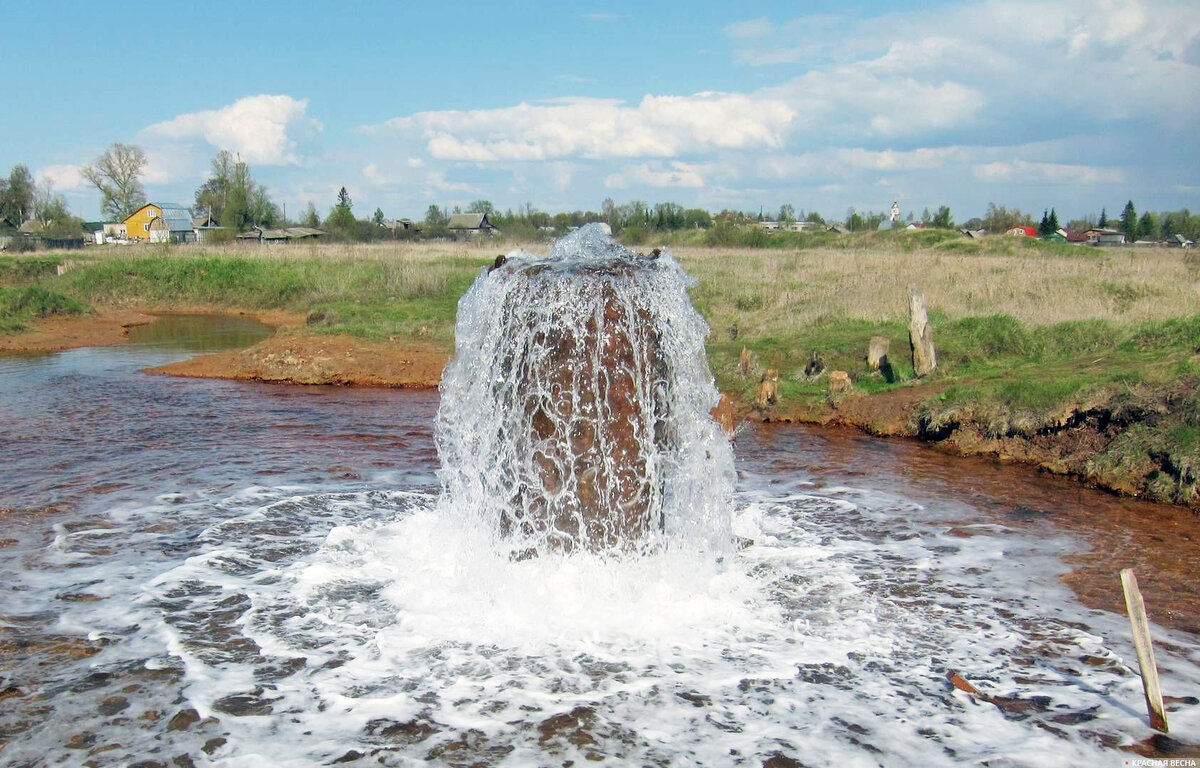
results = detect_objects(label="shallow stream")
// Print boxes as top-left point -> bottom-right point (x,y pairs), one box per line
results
0,315 -> 1197,766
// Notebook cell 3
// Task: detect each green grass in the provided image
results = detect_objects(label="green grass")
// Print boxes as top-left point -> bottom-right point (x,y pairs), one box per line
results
0,285 -> 90,332
10,251 -> 492,349
0,255 -> 63,284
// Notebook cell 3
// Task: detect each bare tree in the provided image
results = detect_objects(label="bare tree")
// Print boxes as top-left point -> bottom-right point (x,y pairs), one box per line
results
81,143 -> 147,220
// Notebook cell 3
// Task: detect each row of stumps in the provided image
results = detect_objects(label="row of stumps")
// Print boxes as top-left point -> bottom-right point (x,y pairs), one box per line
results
948,569 -> 1170,734
745,284 -> 939,407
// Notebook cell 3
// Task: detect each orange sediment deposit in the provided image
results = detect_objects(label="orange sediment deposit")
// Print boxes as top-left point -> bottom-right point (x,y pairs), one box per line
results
0,310 -> 156,352
146,329 -> 449,389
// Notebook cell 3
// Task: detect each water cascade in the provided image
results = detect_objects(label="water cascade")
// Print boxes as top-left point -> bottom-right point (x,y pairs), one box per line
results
436,224 -> 734,557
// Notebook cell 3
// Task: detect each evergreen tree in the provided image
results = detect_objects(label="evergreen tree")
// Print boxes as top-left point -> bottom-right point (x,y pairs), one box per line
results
1038,209 -> 1051,236
372,207 -> 385,226
1098,207 -> 1108,228
1048,208 -> 1060,233
325,187 -> 356,238
1119,200 -> 1138,241
1137,211 -> 1157,241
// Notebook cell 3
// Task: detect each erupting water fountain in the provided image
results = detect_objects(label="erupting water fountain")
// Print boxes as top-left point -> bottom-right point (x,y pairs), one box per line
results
436,223 -> 734,558
4,225 -> 1196,766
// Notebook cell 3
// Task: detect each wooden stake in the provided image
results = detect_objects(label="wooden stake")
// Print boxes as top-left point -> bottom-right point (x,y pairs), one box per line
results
1120,568 -> 1169,733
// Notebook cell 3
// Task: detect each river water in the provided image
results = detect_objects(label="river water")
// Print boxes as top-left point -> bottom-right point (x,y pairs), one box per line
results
0,316 -> 1197,766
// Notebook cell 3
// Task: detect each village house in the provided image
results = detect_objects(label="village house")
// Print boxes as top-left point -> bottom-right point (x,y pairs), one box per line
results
447,212 -> 499,238
236,225 -> 325,244
1084,228 -> 1126,246
382,218 -> 417,233
1006,225 -> 1037,237
123,203 -> 194,243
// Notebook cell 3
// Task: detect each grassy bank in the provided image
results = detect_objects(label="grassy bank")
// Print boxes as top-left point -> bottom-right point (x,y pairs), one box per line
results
3,237 -> 1198,505
675,239 -> 1198,505
24,243 -> 492,347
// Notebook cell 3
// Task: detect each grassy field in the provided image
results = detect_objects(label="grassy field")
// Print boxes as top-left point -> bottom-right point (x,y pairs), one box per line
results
2,233 -> 1198,504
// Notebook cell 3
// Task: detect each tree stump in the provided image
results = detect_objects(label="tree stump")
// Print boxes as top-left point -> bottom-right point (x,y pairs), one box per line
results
828,370 -> 853,401
754,369 -> 779,407
803,350 -> 826,380
867,336 -> 890,371
908,285 -> 937,377
738,346 -> 758,376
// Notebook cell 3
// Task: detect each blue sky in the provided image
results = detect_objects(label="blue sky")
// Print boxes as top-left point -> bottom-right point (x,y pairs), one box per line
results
3,0 -> 1198,223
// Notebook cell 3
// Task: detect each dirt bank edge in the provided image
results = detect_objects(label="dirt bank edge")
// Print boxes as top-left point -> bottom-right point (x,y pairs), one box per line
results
145,328 -> 448,388
739,381 -> 1199,512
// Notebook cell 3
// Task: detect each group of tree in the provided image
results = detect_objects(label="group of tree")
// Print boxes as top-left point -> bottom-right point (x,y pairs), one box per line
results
194,150 -> 281,231
1,164 -> 84,239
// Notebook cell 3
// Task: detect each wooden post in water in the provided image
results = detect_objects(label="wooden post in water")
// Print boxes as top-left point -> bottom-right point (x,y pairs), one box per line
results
1120,568 -> 1169,733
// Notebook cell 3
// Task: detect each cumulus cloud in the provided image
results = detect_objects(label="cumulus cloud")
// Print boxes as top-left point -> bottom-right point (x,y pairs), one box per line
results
141,94 -> 322,166
370,93 -> 795,162
35,164 -> 85,190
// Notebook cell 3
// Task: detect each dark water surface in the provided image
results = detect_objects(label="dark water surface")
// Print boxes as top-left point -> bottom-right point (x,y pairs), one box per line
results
0,317 -> 1197,766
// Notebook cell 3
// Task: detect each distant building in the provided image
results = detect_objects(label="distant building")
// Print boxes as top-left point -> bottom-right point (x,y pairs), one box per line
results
1168,234 -> 1194,248
755,220 -> 780,232
124,203 -> 194,243
1006,226 -> 1037,237
1084,228 -> 1125,246
447,212 -> 499,238
237,225 -> 325,244
827,224 -> 851,235
382,218 -> 417,232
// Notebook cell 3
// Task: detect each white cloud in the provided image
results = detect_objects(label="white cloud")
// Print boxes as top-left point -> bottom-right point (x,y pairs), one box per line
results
35,164 -> 85,191
724,17 -> 772,40
362,163 -> 387,186
141,94 -> 322,166
425,170 -> 479,195
551,161 -> 574,190
972,160 -> 1124,184
759,146 -> 971,180
604,162 -> 710,189
371,93 -> 795,162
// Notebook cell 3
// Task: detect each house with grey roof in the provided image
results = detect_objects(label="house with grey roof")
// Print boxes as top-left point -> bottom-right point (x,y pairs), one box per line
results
447,212 -> 499,238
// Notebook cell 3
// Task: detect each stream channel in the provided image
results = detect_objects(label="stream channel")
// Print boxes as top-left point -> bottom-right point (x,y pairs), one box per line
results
0,314 -> 1197,766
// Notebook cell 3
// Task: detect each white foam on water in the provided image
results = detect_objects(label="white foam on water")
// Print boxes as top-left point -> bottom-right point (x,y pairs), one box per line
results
102,481 -> 1192,767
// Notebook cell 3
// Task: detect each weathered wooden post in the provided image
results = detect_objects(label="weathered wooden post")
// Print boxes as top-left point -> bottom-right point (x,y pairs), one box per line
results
867,336 -> 890,371
1120,568 -> 1169,733
908,285 -> 937,377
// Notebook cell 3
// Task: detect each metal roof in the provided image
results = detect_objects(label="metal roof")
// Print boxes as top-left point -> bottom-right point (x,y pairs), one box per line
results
160,208 -> 194,232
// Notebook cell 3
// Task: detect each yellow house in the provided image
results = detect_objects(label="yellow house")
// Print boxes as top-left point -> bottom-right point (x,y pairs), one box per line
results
123,203 -> 193,242
123,203 -> 163,240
